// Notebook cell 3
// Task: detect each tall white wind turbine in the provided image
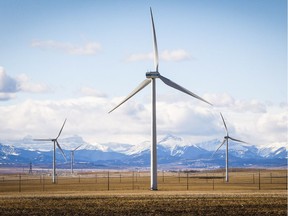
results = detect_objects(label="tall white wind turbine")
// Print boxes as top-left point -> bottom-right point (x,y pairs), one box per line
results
34,119 -> 67,183
109,8 -> 212,190
212,113 -> 247,182
70,145 -> 82,174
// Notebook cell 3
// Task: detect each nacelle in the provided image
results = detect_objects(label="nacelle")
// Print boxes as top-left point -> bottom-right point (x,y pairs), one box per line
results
146,71 -> 160,78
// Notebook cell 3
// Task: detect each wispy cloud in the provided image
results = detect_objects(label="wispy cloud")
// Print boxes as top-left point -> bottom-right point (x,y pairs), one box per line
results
127,49 -> 190,62
79,87 -> 107,98
0,67 -> 50,100
16,74 -> 50,93
31,40 -> 101,56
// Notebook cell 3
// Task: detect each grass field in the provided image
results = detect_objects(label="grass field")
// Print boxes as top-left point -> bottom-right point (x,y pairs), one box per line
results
0,169 -> 286,215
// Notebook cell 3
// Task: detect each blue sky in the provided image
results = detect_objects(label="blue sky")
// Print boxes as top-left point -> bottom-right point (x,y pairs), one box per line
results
0,0 -> 286,148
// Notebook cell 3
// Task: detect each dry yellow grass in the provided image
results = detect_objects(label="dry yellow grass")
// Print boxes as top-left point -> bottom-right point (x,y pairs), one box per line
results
0,169 -> 286,193
0,169 -> 286,215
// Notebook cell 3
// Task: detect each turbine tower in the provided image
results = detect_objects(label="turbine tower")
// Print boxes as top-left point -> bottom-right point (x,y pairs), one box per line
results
109,8 -> 212,190
34,119 -> 67,183
71,145 -> 82,174
212,113 -> 247,182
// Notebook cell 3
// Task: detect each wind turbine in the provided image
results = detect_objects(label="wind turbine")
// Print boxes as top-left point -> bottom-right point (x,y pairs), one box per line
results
70,145 -> 82,174
109,8 -> 212,190
34,119 -> 67,184
212,113 -> 247,182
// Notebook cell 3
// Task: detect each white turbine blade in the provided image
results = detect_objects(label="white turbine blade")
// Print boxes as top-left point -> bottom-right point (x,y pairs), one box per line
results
159,74 -> 212,106
150,7 -> 159,72
74,144 -> 82,151
109,79 -> 151,113
56,140 -> 67,161
56,118 -> 67,139
220,112 -> 228,134
211,139 -> 227,158
33,139 -> 53,141
228,136 -> 247,144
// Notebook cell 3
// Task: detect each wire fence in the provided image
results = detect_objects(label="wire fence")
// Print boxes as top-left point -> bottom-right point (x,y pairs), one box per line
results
0,169 -> 286,193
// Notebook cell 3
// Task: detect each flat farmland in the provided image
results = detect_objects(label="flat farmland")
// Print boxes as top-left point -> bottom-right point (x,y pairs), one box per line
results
0,191 -> 286,215
0,169 -> 286,192
0,169 -> 286,215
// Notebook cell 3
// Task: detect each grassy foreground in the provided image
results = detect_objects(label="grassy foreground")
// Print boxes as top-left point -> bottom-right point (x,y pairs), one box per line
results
0,190 -> 286,216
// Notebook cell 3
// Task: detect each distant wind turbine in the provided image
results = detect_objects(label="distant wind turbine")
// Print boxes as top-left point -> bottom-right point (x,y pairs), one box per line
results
34,119 -> 67,183
71,145 -> 82,174
109,8 -> 212,190
212,113 -> 247,182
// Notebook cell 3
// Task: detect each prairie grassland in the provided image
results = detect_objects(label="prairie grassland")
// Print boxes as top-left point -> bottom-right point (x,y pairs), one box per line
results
0,169 -> 286,215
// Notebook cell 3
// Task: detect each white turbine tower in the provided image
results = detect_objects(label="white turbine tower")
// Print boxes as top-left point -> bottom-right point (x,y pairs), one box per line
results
212,113 -> 247,182
70,145 -> 82,174
109,8 -> 212,190
34,119 -> 67,183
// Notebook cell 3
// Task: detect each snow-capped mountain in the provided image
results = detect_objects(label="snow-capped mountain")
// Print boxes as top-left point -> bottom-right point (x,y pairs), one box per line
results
0,134 -> 286,169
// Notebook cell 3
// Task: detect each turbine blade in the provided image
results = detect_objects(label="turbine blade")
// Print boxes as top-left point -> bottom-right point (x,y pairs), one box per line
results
74,144 -> 82,151
150,7 -> 159,72
211,138 -> 227,157
228,136 -> 247,144
109,79 -> 151,113
56,140 -> 67,161
33,139 -> 53,141
56,118 -> 67,139
220,112 -> 228,134
159,74 -> 212,106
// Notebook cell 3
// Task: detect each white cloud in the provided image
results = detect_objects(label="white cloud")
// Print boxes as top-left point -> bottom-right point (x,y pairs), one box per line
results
256,110 -> 287,143
16,74 -> 50,93
0,92 -> 16,101
0,93 -> 286,147
0,67 -> 19,93
127,49 -> 190,62
79,87 -> 107,98
204,93 -> 267,113
0,67 -> 50,100
31,40 -> 101,56
161,49 -> 190,61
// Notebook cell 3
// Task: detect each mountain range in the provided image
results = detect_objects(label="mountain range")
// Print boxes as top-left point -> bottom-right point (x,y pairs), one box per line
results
0,134 -> 286,170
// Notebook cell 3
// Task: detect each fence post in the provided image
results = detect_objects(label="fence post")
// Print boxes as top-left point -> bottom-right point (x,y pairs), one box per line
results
107,171 -> 110,191
42,175 -> 45,192
178,171 -> 180,183
132,171 -> 134,190
19,174 -> 21,193
258,171 -> 261,190
270,173 -> 272,184
285,170 -> 287,190
120,173 -> 121,183
162,171 -> 164,183
253,173 -> 255,184
186,172 -> 189,190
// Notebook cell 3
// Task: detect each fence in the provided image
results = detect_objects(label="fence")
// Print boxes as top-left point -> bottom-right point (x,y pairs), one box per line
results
0,169 -> 286,193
